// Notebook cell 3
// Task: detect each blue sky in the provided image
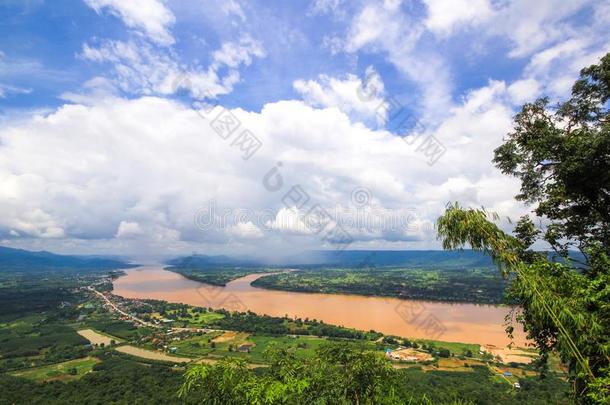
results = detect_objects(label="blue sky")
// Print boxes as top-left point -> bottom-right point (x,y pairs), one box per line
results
2,1 -> 605,118
0,0 -> 608,257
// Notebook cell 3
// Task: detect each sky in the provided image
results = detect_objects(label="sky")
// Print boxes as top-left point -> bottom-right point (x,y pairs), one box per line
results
0,0 -> 608,259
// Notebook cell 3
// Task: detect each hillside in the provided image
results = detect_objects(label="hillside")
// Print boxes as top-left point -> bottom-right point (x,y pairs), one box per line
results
0,246 -> 135,273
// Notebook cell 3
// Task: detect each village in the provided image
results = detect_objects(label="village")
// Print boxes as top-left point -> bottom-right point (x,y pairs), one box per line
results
74,283 -> 549,390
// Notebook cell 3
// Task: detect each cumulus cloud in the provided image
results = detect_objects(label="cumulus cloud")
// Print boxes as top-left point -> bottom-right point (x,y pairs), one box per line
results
293,66 -> 386,124
84,0 -> 175,46
423,0 -> 493,36
507,79 -> 540,105
0,78 -> 530,254
265,207 -> 313,236
115,221 -> 144,238
227,221 -> 263,239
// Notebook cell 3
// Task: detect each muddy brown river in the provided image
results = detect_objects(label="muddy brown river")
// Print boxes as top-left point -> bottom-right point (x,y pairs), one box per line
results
113,266 -> 527,347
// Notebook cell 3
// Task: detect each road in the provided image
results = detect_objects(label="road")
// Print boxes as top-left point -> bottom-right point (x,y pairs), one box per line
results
87,286 -> 224,333
87,286 -> 157,328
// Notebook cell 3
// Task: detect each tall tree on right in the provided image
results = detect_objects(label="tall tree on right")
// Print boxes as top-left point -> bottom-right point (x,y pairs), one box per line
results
438,53 -> 610,403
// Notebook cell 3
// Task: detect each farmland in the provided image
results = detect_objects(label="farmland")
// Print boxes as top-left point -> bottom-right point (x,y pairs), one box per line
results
252,266 -> 508,304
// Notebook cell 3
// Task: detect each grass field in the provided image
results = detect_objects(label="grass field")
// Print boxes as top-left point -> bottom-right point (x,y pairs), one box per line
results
115,346 -> 191,363
415,339 -> 480,356
11,357 -> 100,382
435,357 -> 485,372
77,328 -> 121,345
150,308 -> 225,326
170,331 -> 386,363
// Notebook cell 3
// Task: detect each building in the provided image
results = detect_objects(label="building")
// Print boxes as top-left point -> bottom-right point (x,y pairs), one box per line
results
237,344 -> 252,352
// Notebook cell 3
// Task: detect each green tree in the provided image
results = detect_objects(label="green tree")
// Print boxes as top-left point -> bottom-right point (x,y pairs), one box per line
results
493,54 -> 610,257
437,53 -> 610,404
180,344 -> 397,404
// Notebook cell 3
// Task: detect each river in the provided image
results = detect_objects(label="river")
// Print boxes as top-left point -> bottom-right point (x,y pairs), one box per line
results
113,266 -> 527,347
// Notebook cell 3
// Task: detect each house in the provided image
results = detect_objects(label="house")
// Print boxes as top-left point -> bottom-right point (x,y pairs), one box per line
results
169,347 -> 178,354
238,344 -> 252,352
513,382 -> 521,389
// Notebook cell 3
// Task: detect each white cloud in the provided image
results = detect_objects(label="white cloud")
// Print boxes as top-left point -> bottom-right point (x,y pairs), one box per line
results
293,66 -> 386,124
520,36 -> 609,99
423,0 -> 492,36
491,0 -> 592,58
527,39 -> 588,75
0,80 -> 530,254
84,0 -> 175,46
310,0 -> 346,16
265,207 -> 313,236
210,35 -> 265,70
115,221 -> 143,238
0,83 -> 32,98
220,0 -> 246,21
507,79 -> 540,105
343,2 -> 453,122
80,36 -> 265,99
227,221 -> 264,239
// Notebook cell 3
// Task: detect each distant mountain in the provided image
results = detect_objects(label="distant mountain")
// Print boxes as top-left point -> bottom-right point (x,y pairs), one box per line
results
166,254 -> 261,268
167,250 -> 497,269
0,246 -> 136,273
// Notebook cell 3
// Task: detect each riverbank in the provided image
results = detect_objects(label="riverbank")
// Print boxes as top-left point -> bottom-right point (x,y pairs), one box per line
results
113,266 -> 528,347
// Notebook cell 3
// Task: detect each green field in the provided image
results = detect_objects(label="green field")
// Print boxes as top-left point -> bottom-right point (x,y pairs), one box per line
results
11,357 -> 100,382
414,339 -> 481,356
149,307 -> 225,326
0,267 -> 572,404
252,266 -> 507,304
166,266 -> 270,286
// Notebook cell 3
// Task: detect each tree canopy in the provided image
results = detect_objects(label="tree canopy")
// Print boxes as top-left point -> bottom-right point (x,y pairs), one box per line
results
438,53 -> 610,403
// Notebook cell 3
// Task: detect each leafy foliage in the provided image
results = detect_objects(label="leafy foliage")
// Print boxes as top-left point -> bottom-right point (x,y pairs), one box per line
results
437,53 -> 610,403
180,344 -> 569,404
493,54 -> 610,256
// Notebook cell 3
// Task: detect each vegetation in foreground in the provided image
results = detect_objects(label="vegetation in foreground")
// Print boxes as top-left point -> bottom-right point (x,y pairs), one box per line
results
437,53 -> 610,403
179,344 -> 570,405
